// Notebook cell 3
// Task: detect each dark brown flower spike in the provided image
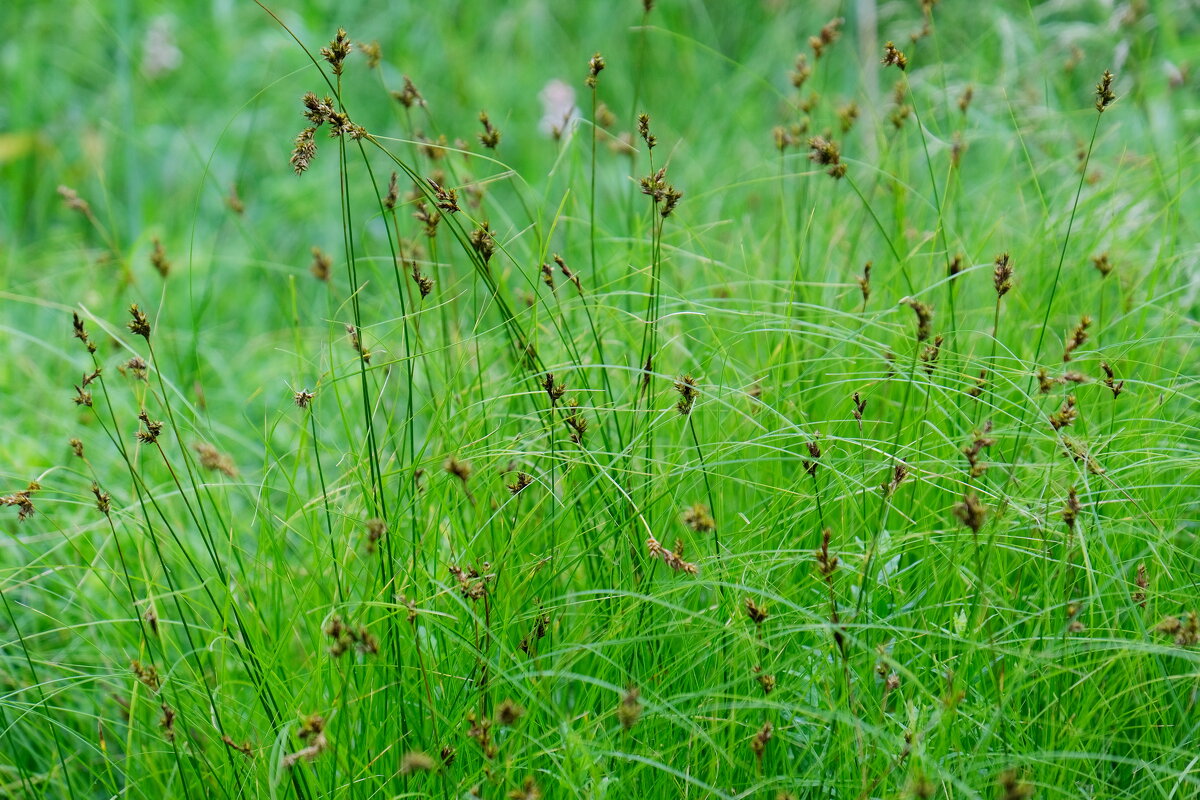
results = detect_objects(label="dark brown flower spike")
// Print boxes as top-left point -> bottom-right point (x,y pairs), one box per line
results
477,111 -> 501,149
1,482 -> 39,522
392,76 -> 425,109
993,252 -> 1013,297
150,238 -> 170,278
904,298 -> 934,341
136,410 -> 164,444
586,52 -> 606,88
790,54 -> 811,88
310,247 -> 332,281
360,41 -> 381,69
681,503 -> 715,533
1062,486 -> 1081,532
954,493 -> 986,534
128,304 -> 151,339
1100,362 -> 1124,399
1063,316 -> 1091,362
637,113 -> 656,149
810,17 -> 843,59
807,136 -> 845,179
646,535 -> 698,575
291,127 -> 317,175
320,28 -> 352,75
1095,69 -> 1116,112
881,41 -> 908,70
674,374 -> 699,415
1049,395 -> 1078,430
618,686 -> 643,729
72,312 -> 97,354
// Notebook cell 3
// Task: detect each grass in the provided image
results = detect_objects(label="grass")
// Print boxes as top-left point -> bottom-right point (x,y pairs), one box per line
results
2,1 -> 1199,798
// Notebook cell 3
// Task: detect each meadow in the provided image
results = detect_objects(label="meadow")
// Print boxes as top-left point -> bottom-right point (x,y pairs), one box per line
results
2,0 -> 1199,797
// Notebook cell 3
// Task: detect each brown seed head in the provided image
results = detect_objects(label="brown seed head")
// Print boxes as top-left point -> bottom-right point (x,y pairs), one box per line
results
805,436 -> 822,477
310,246 -> 332,281
882,460 -> 908,497
618,686 -> 643,729
542,372 -> 566,405
1063,315 -> 1091,362
221,734 -> 254,758
882,41 -> 908,70
1100,361 -> 1124,399
807,136 -> 845,179
921,334 -> 944,375
750,721 -> 773,762
400,751 -> 436,774
810,17 -> 843,59
58,185 -> 93,218
674,374 -> 699,415
1095,69 -> 1117,112
681,502 -> 715,533
477,111 -> 501,149
953,493 -> 986,534
646,535 -> 698,575
127,304 -> 151,339
136,410 -> 164,444
993,252 -> 1013,297
637,113 -> 656,149
744,597 -> 769,625
904,298 -> 934,341
469,222 -> 496,264
1,483 -> 39,522
962,420 -> 995,479
1062,486 -> 1081,532
998,769 -> 1034,800
554,253 -> 582,291
958,85 -> 974,115
72,311 -> 97,353
444,456 -> 472,484
383,172 -> 400,210
837,101 -> 859,133
1049,395 -> 1078,430
507,472 -> 533,495
586,52 -> 606,88
392,76 -> 425,109
410,261 -> 434,298
360,40 -> 381,69
857,261 -> 871,304
1133,562 -> 1148,607
790,53 -> 812,88
852,392 -> 867,426
291,127 -> 318,175
815,528 -> 838,577
495,698 -> 525,726
192,442 -> 237,478
507,776 -> 542,800
365,517 -> 386,554
150,238 -> 170,278
131,659 -> 161,692
320,28 -> 352,75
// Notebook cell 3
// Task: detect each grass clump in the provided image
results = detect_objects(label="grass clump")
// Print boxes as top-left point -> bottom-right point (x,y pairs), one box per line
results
1,1 -> 1199,798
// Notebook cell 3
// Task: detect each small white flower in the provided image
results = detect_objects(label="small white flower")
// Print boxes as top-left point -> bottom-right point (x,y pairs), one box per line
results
142,16 -> 182,78
538,79 -> 579,137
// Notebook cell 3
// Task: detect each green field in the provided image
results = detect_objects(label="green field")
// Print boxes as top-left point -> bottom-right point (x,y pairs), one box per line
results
2,1 -> 1199,797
